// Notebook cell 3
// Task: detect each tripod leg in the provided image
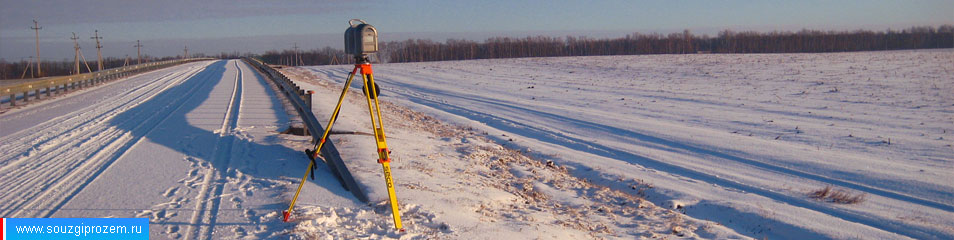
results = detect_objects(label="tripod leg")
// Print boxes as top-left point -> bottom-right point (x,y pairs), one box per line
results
309,66 -> 360,159
284,65 -> 359,222
284,161 -> 312,222
360,71 -> 403,230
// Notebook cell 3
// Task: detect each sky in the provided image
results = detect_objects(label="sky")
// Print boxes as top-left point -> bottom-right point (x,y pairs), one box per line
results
1,0 -> 951,60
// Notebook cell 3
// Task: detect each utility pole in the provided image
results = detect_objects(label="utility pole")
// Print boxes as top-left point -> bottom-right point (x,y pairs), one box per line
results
20,56 -> 35,79
71,33 -> 81,74
183,46 -> 189,59
293,42 -> 301,66
134,40 -> 143,64
31,19 -> 42,77
91,30 -> 103,71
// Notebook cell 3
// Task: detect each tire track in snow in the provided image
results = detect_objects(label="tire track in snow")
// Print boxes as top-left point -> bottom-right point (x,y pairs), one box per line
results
1,65 -> 210,217
0,63 -> 214,217
186,60 -> 244,240
0,69 -> 197,172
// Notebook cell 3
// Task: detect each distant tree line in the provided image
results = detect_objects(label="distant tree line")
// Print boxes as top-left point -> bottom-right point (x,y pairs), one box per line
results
230,25 -> 954,66
381,25 -> 953,63
258,47 -> 352,66
5,25 -> 948,79
0,55 -> 181,80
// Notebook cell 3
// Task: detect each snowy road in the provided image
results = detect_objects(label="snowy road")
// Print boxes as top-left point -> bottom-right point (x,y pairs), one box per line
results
0,61 -> 214,219
0,60 -> 352,239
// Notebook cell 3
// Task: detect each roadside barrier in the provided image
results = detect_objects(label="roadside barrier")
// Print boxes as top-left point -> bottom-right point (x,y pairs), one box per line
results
2,58 -> 213,107
242,57 -> 369,203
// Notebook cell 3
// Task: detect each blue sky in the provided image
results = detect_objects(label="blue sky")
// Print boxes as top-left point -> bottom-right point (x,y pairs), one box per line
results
1,0 -> 951,59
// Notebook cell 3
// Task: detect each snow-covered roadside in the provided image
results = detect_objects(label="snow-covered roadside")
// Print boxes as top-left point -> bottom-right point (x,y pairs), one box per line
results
300,49 -> 953,239
281,68 -> 743,239
2,60 -> 355,239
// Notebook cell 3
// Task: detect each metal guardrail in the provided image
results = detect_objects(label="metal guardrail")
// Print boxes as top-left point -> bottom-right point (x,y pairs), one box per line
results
2,58 -> 214,106
242,57 -> 369,203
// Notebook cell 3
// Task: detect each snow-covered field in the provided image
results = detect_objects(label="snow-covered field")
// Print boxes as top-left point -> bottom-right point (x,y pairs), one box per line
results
297,49 -> 953,239
0,50 -> 951,239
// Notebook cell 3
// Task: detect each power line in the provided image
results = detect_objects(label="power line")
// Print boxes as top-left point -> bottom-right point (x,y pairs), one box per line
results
293,42 -> 303,66
134,40 -> 143,64
71,33 -> 81,74
31,19 -> 42,77
70,32 -> 92,74
91,30 -> 103,71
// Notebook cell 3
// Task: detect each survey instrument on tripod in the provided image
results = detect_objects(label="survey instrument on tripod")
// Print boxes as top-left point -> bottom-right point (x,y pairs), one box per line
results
284,19 -> 402,231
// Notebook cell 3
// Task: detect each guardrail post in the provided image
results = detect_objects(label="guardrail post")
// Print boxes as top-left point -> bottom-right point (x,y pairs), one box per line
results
46,87 -> 51,97
34,89 -> 41,100
22,91 -> 29,102
304,90 -> 314,136
9,94 -> 15,106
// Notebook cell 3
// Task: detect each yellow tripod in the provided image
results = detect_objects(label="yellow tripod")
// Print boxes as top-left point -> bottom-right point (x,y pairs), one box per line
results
283,56 -> 403,231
